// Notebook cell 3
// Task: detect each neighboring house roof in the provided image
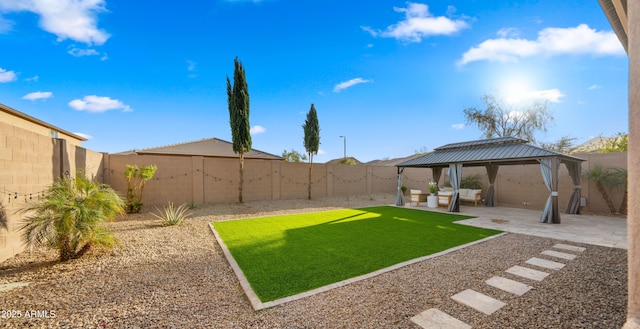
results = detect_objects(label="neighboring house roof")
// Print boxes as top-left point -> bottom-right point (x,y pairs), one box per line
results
0,103 -> 87,142
570,136 -> 611,154
397,137 -> 584,168
367,154 -> 423,166
116,138 -> 283,160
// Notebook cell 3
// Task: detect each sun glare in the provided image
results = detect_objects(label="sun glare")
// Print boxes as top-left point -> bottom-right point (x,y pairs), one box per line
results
501,78 -> 532,104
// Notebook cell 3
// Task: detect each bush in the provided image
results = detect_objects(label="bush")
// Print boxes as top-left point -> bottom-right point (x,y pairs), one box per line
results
460,174 -> 482,189
124,164 -> 157,214
152,202 -> 192,226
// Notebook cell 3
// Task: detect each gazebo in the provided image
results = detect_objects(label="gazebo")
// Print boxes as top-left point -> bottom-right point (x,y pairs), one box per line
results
395,137 -> 585,224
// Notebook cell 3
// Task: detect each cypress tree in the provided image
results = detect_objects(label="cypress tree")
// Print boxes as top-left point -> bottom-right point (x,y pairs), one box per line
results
303,104 -> 320,199
226,57 -> 252,203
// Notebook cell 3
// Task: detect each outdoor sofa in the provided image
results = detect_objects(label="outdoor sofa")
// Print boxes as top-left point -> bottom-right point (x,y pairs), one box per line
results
438,188 -> 482,206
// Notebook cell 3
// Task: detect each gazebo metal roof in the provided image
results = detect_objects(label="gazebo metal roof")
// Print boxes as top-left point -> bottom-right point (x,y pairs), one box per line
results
397,137 -> 584,168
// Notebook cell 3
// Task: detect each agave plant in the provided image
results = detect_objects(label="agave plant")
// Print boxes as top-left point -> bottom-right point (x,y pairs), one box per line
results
152,202 -> 192,226
18,174 -> 124,261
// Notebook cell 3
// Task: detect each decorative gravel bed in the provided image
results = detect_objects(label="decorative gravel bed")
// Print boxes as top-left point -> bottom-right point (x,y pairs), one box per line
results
0,194 -> 627,328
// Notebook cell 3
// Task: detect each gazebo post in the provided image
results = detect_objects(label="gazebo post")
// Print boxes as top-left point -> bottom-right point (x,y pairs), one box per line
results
395,167 -> 404,206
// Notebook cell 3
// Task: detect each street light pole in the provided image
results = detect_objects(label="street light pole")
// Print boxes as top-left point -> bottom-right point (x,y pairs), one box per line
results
339,136 -> 346,159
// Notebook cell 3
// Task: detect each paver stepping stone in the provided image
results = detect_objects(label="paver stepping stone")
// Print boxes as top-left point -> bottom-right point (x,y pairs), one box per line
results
526,257 -> 565,270
410,308 -> 472,329
541,249 -> 577,260
0,282 -> 31,292
506,265 -> 550,281
451,289 -> 506,315
553,244 -> 586,252
486,276 -> 532,296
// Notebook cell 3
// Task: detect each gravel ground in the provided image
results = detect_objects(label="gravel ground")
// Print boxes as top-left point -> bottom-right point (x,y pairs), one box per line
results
0,193 -> 628,328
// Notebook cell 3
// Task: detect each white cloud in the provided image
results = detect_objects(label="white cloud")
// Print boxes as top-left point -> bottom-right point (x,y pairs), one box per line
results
496,27 -> 520,38
0,0 -> 110,45
0,67 -> 17,82
526,89 -> 565,103
0,15 -> 14,33
73,132 -> 92,140
333,78 -> 372,93
317,149 -> 326,155
68,47 -> 100,57
250,125 -> 266,135
588,84 -> 601,90
22,91 -> 53,100
68,95 -> 132,113
25,75 -> 39,82
451,123 -> 465,130
506,88 -> 565,104
362,3 -> 469,43
187,60 -> 197,72
458,24 -> 625,66
187,60 -> 197,78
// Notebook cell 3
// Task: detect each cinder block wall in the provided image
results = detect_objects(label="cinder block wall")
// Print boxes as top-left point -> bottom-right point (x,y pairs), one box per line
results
0,123 -> 103,262
104,155 -> 389,207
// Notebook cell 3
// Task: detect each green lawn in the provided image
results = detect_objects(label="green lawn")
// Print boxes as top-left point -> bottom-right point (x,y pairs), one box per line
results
213,206 -> 502,302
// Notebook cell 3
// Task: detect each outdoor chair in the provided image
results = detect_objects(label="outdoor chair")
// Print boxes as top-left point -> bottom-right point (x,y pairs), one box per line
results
409,189 -> 428,206
438,191 -> 453,207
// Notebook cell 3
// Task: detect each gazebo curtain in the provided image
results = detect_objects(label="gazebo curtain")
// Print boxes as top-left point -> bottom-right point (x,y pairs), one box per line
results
565,161 -> 582,214
485,164 -> 499,207
540,159 -> 555,223
432,167 -> 443,186
395,168 -> 404,206
448,163 -> 462,212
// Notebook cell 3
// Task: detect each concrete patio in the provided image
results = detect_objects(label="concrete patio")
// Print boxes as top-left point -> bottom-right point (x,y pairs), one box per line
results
406,204 -> 628,249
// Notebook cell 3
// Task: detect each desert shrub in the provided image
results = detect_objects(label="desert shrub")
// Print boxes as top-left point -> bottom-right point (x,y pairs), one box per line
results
152,202 -> 192,226
460,174 -> 483,189
124,164 -> 157,214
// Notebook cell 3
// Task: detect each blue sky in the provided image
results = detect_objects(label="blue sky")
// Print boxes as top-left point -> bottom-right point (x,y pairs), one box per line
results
0,0 -> 628,163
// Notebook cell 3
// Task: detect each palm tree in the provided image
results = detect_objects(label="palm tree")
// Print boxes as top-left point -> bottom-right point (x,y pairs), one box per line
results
0,201 -> 7,231
608,168 -> 628,215
18,174 -> 124,261
583,164 -> 618,215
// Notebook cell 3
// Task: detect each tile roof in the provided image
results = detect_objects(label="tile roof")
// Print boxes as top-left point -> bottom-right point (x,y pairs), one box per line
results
116,138 -> 283,160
